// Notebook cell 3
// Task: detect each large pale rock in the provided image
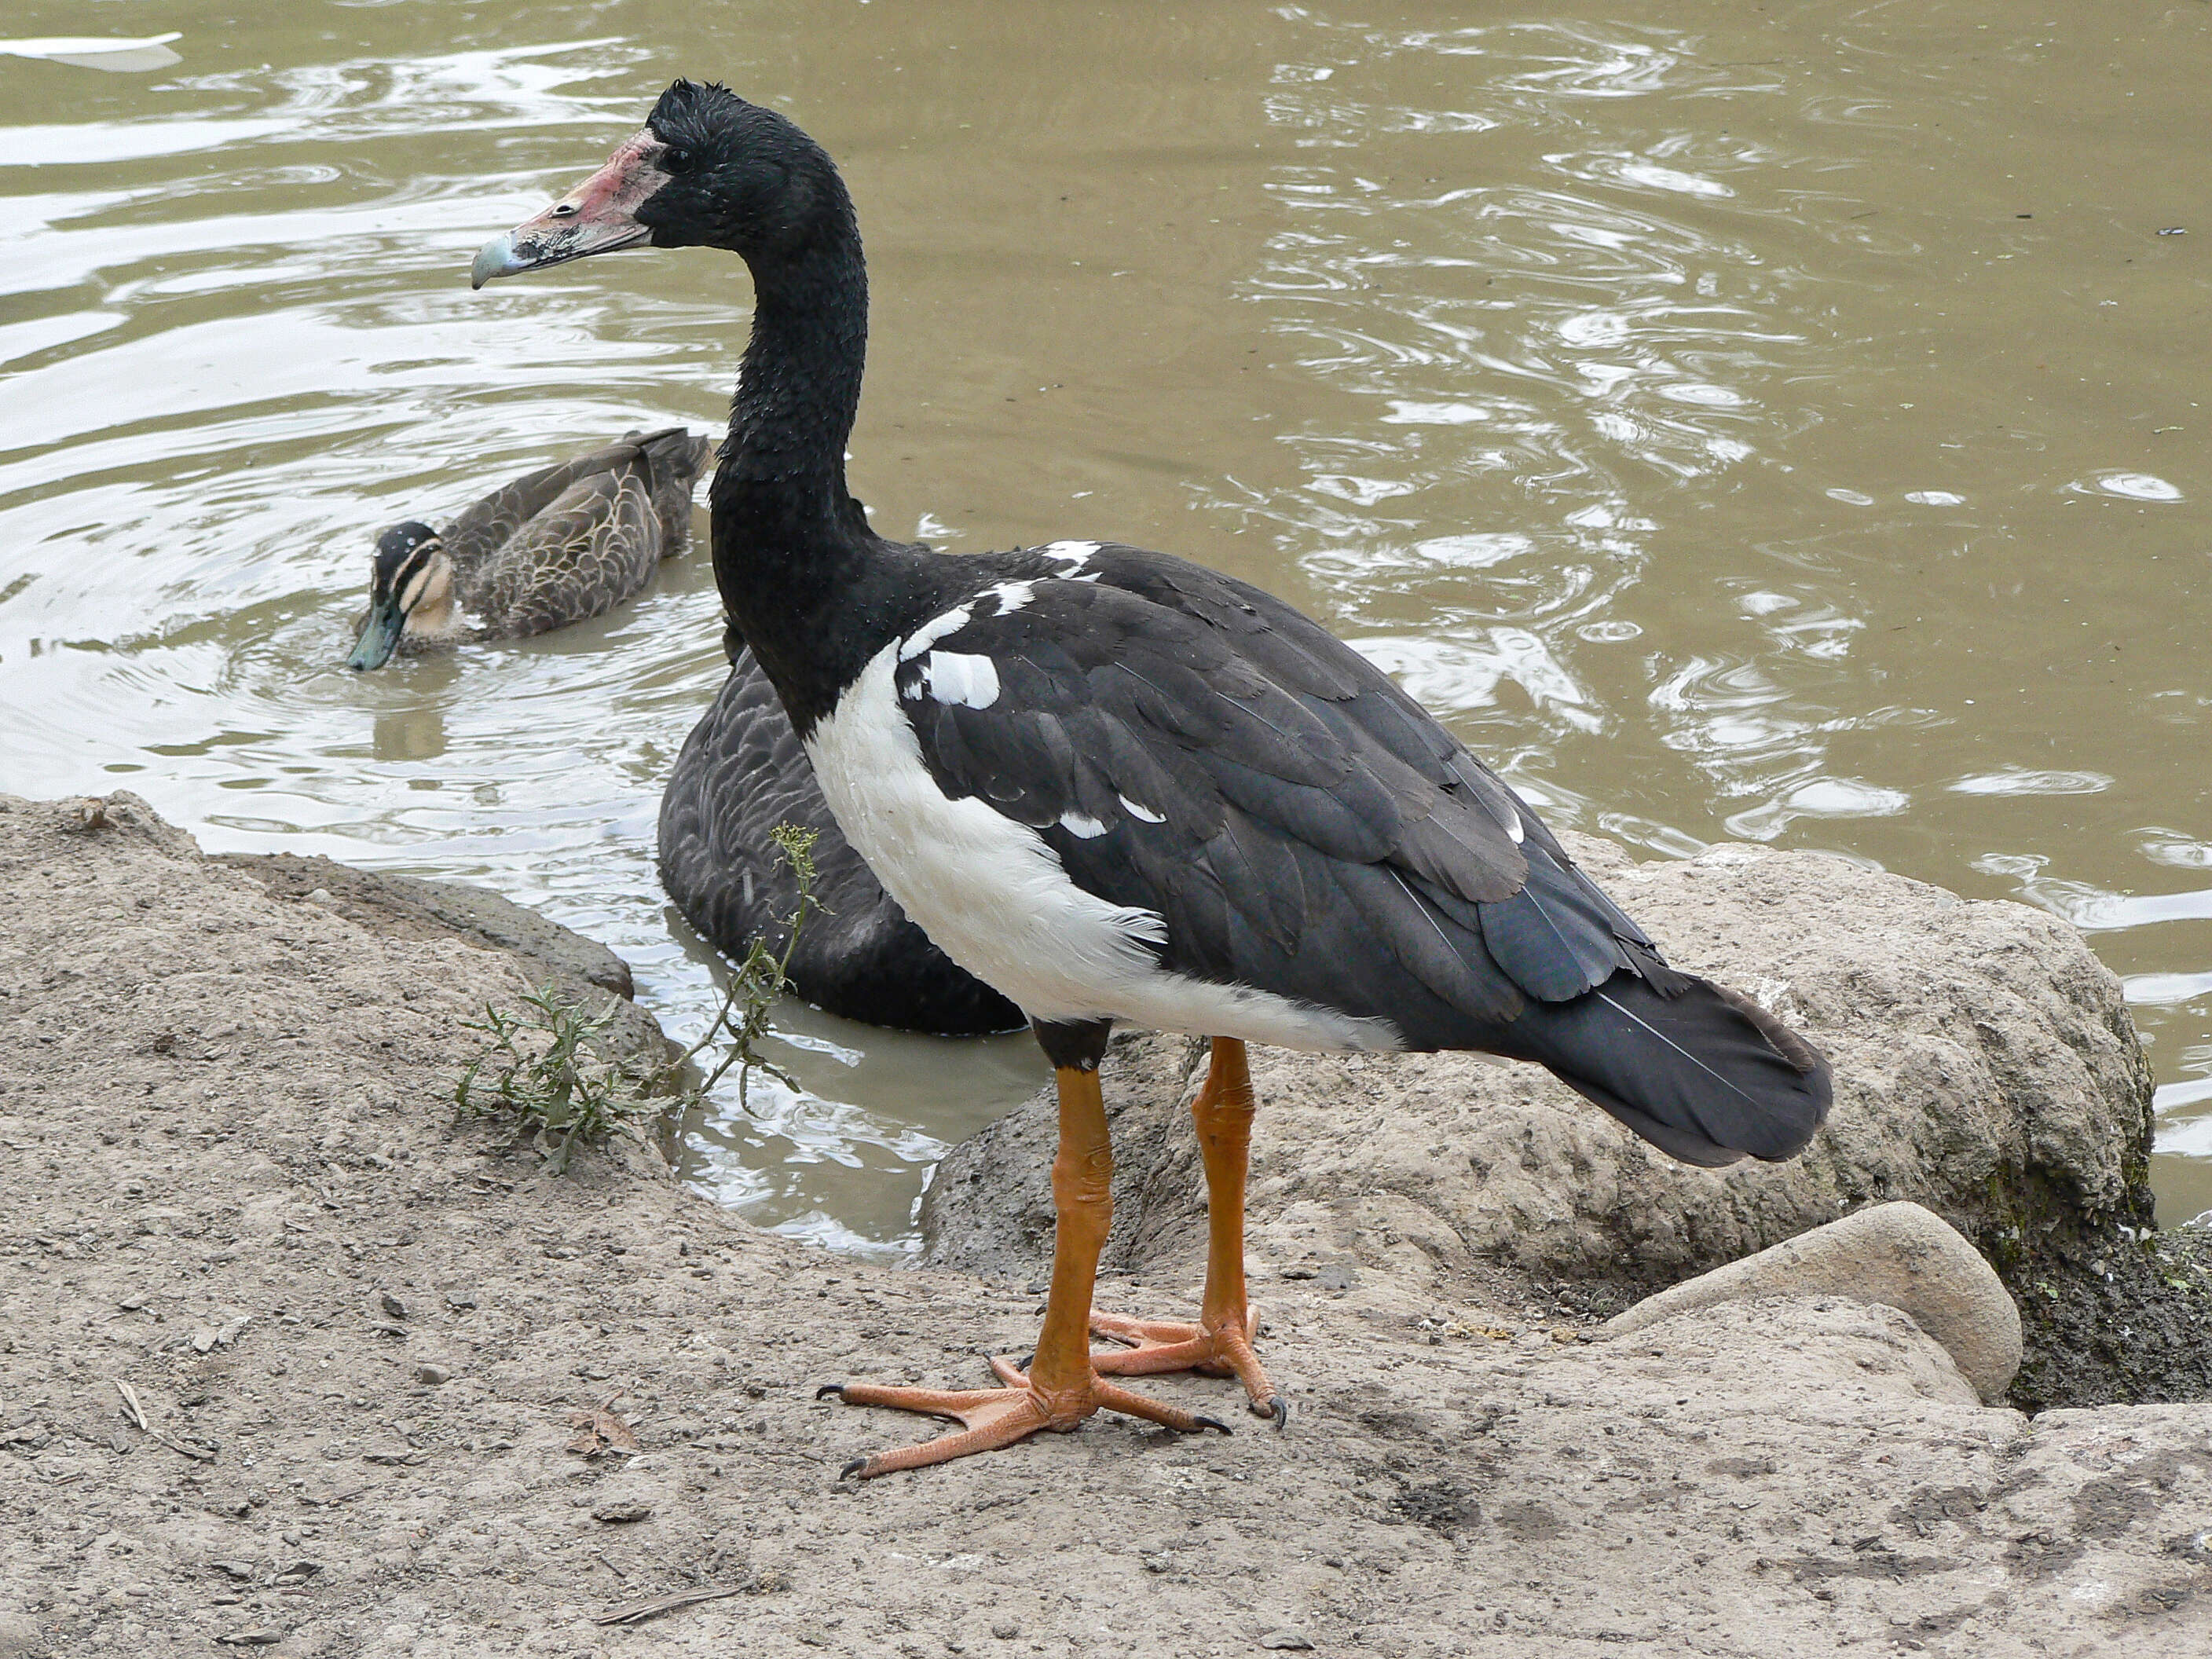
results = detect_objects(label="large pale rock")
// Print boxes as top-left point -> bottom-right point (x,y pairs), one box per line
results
1606,1200 -> 2023,1403
921,836 -> 2155,1304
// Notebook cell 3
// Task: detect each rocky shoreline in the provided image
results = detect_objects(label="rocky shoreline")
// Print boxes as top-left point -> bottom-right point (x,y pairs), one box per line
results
4,793 -> 2210,1657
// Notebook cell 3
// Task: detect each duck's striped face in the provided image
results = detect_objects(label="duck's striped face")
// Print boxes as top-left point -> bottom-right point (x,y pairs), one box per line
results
346,522 -> 453,670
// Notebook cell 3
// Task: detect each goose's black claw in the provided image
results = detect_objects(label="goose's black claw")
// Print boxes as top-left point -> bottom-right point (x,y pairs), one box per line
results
838,1457 -> 869,1481
1192,1415 -> 1232,1436
1259,1397 -> 1290,1431
815,1384 -> 845,1401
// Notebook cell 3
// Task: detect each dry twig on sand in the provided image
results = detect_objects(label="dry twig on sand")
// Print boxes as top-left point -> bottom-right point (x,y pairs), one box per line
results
590,1584 -> 748,1627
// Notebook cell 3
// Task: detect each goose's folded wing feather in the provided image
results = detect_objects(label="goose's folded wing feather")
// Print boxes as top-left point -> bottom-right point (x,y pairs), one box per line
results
895,562 -> 1668,1027
1064,544 -> 1686,994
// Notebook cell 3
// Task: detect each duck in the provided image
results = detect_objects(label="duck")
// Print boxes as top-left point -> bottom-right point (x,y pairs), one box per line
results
473,82 -> 1833,1480
346,427 -> 712,669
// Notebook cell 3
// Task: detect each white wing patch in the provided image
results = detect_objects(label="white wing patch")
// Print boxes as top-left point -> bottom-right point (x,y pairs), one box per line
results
983,580 -> 1038,614
1058,810 -> 1110,838
917,650 -> 1001,709
808,643 -> 1402,1053
1118,795 -> 1166,825
898,602 -> 974,662
1038,539 -> 1104,580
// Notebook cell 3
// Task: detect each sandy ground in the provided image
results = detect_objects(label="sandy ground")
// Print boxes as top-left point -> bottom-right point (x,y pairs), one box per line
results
5,792 -> 2211,1658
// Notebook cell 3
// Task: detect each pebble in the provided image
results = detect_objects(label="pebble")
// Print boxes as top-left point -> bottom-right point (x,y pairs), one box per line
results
379,1291 -> 407,1319
1260,1634 -> 1315,1651
414,1364 -> 451,1386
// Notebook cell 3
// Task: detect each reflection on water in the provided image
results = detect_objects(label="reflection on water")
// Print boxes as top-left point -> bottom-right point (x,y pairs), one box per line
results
2,0 -> 2207,1242
372,706 -> 446,763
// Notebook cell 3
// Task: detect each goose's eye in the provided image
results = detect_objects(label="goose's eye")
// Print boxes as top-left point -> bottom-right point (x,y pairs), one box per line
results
660,145 -> 693,174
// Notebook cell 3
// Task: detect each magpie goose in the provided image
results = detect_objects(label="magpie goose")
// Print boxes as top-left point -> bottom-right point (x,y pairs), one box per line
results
474,82 -> 1833,1480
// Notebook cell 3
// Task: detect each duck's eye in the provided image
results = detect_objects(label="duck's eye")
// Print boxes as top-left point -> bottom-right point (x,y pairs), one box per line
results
660,145 -> 693,174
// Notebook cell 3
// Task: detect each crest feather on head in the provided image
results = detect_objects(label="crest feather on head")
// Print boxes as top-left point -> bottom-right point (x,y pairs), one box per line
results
648,79 -> 745,148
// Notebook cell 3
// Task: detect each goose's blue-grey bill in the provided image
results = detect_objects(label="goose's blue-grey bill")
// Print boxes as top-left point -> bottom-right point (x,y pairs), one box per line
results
470,233 -> 526,289
469,130 -> 665,289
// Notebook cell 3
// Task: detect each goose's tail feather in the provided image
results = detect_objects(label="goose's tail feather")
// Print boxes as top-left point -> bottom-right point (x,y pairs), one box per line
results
1514,972 -> 1832,1167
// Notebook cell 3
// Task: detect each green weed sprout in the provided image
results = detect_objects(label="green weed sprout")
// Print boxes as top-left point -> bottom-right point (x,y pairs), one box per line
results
454,985 -> 654,1174
454,824 -> 824,1170
662,822 -> 824,1113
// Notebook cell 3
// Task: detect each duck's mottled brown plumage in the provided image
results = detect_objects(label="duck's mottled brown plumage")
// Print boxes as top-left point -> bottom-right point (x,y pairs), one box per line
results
350,427 -> 712,664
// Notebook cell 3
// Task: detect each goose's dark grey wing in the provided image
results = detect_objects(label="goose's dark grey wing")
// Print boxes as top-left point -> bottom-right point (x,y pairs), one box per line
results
658,646 -> 1024,1035
892,567 -> 1656,1038
1069,544 -> 1685,1002
468,463 -> 659,637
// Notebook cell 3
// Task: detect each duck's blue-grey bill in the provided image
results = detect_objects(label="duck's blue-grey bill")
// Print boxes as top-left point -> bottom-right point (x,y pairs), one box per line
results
346,601 -> 404,671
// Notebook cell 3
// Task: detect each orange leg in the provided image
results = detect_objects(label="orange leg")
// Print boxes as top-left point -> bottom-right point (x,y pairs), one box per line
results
1088,1038 -> 1286,1426
819,1062 -> 1229,1478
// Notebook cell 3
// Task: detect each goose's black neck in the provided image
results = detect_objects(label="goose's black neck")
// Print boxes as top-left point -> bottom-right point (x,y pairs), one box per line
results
730,234 -> 866,501
711,189 -> 918,735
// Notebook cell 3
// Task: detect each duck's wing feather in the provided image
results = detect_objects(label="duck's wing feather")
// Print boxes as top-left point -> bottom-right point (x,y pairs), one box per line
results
469,463 -> 660,636
629,427 -> 714,553
439,436 -> 653,572
893,550 -> 1671,1035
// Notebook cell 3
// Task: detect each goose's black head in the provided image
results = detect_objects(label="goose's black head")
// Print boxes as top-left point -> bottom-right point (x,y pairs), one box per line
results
472,81 -> 849,287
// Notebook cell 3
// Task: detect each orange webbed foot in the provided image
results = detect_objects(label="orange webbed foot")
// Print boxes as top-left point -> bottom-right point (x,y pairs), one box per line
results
1088,1306 -> 1287,1427
819,1355 -> 1230,1479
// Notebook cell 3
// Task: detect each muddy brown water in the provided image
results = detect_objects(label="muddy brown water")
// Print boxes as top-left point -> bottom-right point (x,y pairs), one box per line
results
3,2 -> 2207,1251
